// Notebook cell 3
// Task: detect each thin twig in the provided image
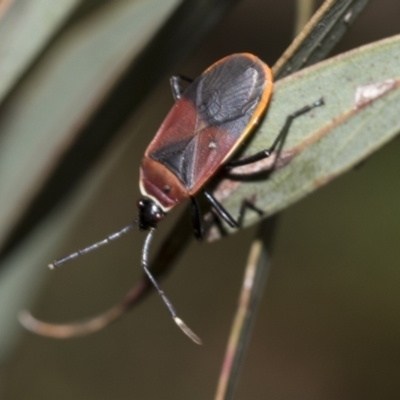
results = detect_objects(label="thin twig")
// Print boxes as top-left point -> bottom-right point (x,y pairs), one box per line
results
214,218 -> 277,400
295,0 -> 315,36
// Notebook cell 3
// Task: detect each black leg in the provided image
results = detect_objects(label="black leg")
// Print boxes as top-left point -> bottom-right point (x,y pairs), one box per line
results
210,210 -> 229,236
202,209 -> 229,239
190,196 -> 203,241
203,190 -> 265,231
203,189 -> 238,228
237,199 -> 264,228
170,75 -> 194,101
225,98 -> 324,169
203,99 -> 324,232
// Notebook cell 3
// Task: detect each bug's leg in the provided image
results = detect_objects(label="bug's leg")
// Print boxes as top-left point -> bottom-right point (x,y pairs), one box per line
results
190,196 -> 203,241
225,98 -> 324,169
203,209 -> 229,238
170,75 -> 193,101
203,189 -> 238,228
203,191 -> 264,230
237,199 -> 264,228
210,210 -> 229,236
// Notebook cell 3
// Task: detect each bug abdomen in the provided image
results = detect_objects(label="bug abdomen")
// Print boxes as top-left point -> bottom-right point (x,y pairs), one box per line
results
140,53 -> 273,209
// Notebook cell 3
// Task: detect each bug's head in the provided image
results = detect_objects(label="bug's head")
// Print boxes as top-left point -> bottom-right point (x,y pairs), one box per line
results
137,198 -> 165,230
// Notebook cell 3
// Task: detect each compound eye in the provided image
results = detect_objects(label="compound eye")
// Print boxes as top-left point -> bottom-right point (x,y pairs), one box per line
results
153,211 -> 163,221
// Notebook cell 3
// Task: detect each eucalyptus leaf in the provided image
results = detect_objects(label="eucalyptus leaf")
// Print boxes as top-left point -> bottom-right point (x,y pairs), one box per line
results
0,134 -> 132,364
0,0 -> 82,104
208,34 -> 400,240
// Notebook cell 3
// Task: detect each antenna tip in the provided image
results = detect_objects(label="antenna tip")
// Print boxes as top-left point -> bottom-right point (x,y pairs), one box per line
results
174,317 -> 202,345
48,263 -> 55,270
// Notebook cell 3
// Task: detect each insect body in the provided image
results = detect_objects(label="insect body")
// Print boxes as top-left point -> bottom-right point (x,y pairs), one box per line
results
139,53 -> 272,222
20,54 -> 323,343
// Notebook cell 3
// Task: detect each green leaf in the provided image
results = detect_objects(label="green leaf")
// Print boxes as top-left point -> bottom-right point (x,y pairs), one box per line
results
208,34 -> 400,240
0,0 -> 82,103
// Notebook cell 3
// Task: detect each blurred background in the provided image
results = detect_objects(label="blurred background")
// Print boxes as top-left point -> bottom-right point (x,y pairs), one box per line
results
1,0 -> 400,399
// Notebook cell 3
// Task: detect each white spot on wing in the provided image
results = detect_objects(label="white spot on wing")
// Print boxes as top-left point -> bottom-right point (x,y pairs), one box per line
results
209,140 -> 217,149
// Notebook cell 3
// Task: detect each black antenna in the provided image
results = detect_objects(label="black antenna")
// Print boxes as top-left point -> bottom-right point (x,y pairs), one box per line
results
49,220 -> 138,269
141,229 -> 202,345
20,223 -> 202,344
